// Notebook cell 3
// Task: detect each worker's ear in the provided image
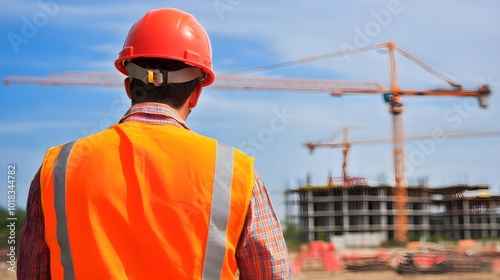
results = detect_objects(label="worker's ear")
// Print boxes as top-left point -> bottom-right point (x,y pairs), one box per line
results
124,78 -> 132,99
188,85 -> 202,109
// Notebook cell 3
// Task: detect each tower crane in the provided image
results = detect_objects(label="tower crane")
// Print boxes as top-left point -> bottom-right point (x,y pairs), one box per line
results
3,41 -> 492,242
305,128 -> 498,186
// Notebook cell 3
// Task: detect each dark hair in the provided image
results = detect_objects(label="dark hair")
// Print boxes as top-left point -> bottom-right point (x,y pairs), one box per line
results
128,57 -> 200,108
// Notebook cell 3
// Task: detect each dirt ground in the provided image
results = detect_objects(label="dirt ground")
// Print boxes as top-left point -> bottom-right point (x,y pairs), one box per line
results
293,270 -> 500,280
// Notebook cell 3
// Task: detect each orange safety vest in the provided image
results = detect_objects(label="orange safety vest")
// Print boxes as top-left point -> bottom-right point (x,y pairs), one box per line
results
40,122 -> 254,280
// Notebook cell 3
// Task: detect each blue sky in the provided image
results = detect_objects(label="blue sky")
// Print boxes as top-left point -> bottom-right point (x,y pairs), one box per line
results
1,0 -> 500,220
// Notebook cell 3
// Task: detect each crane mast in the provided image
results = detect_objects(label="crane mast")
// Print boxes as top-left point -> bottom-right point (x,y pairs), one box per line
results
385,42 -> 408,242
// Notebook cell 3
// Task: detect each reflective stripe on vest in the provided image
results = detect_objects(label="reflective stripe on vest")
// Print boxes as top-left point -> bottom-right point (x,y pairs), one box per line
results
53,141 -> 76,280
202,142 -> 233,280
52,140 -> 234,280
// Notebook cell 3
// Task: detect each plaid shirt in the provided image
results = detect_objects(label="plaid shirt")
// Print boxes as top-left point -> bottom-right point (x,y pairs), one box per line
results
18,102 -> 291,279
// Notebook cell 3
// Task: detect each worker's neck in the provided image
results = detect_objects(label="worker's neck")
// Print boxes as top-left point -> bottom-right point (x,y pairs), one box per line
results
177,104 -> 191,121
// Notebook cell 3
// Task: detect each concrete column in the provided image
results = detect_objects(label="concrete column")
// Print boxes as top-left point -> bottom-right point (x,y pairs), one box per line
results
462,200 -> 471,239
463,200 -> 470,224
493,212 -> 499,238
343,212 -> 350,231
423,215 -> 429,231
453,215 -> 459,236
380,198 -> 387,214
309,231 -> 315,241
380,216 -> 387,230
343,191 -> 349,232
307,191 -> 315,241
363,201 -> 369,231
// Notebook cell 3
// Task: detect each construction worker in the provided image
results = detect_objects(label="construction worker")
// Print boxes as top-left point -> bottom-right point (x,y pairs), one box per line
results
17,8 -> 291,280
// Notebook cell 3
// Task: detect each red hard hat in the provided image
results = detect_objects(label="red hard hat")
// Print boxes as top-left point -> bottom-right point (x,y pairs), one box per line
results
115,8 -> 215,86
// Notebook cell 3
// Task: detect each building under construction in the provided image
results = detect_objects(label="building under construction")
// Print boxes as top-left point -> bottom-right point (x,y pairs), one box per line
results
284,184 -> 500,246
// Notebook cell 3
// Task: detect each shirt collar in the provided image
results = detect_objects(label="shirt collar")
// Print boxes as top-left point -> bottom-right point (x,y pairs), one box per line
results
119,102 -> 189,130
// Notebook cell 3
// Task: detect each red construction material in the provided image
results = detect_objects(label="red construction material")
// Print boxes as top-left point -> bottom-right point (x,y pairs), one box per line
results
493,259 -> 500,271
413,254 -> 447,267
291,241 -> 343,273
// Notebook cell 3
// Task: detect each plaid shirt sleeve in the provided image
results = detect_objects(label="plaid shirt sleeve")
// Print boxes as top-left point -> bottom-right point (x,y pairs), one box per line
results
17,167 -> 52,280
236,171 -> 292,279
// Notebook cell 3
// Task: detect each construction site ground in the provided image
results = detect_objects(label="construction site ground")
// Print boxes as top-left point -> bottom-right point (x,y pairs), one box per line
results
292,270 -> 500,280
289,258 -> 500,279
289,241 -> 500,280
1,247 -> 499,279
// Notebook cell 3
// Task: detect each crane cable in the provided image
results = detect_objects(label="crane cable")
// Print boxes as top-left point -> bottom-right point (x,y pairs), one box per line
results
224,43 -> 387,76
224,42 -> 462,89
394,46 -> 461,88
